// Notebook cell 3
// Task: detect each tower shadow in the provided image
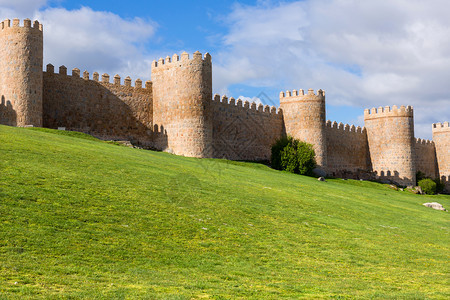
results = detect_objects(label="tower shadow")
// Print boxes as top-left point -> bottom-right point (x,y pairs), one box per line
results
0,95 -> 17,126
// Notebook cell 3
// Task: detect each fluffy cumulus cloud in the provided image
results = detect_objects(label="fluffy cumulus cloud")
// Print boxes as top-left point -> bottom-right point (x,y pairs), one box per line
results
1,0 -> 448,138
36,7 -> 156,81
0,1 -> 157,81
214,0 -> 450,138
0,0 -> 47,18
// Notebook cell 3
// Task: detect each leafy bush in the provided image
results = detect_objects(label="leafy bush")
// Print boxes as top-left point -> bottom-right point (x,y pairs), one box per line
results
418,178 -> 437,195
271,136 -> 316,175
416,171 -> 444,194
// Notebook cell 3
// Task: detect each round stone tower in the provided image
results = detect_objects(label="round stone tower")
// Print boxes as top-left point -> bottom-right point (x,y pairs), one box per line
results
151,51 -> 213,157
432,122 -> 450,192
279,89 -> 327,174
364,105 -> 416,186
0,18 -> 43,126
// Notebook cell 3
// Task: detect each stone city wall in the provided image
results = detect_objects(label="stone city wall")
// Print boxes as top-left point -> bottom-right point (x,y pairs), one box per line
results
414,138 -> 438,179
211,95 -> 284,161
1,16 -> 447,188
364,105 -> 416,186
432,122 -> 450,192
42,64 -> 153,146
325,121 -> 371,178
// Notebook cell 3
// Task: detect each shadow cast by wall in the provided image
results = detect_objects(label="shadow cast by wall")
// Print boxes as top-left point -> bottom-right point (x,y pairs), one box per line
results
374,170 -> 415,187
43,72 -> 153,148
0,95 -> 17,126
439,175 -> 450,194
153,124 -> 168,151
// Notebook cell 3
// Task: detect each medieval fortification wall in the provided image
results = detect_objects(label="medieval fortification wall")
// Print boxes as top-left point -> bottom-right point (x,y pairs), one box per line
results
324,121 -> 370,178
43,64 -> 153,146
211,95 -> 283,161
1,18 -> 449,190
414,138 -> 438,179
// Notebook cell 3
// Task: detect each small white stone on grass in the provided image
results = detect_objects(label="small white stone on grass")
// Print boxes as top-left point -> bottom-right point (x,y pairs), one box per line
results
423,202 -> 447,211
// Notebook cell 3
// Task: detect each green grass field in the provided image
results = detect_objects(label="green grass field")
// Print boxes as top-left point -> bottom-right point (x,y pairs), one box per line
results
0,125 -> 449,299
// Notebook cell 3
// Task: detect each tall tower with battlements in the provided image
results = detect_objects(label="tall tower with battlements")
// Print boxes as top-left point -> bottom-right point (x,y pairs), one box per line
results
151,51 -> 213,157
279,89 -> 327,174
0,18 -> 43,127
432,122 -> 450,192
364,105 -> 416,186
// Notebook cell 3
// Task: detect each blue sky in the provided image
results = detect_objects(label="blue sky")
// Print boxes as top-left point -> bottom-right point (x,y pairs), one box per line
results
1,0 -> 449,139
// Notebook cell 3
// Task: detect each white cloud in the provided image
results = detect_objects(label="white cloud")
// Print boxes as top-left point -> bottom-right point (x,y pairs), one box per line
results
0,0 -> 47,18
0,2 -> 157,82
1,1 -> 447,138
36,7 -> 157,81
214,0 -> 450,139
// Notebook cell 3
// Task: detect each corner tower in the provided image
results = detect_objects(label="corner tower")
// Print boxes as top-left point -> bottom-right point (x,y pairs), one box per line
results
151,51 -> 213,157
0,18 -> 43,126
279,89 -> 327,173
432,122 -> 450,192
364,105 -> 415,186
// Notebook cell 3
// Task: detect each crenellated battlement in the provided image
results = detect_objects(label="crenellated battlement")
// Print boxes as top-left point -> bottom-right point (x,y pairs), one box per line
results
415,138 -> 434,145
432,121 -> 450,132
0,17 -> 447,188
212,94 -> 282,116
364,105 -> 413,119
325,120 -> 366,134
151,51 -> 211,68
279,88 -> 325,102
44,64 -> 151,89
0,18 -> 43,32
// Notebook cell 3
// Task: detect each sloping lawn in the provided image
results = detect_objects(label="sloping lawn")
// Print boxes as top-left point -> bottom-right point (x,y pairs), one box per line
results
0,125 -> 448,299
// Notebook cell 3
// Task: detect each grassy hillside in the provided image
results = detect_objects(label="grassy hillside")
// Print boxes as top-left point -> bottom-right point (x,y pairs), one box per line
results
0,125 -> 448,299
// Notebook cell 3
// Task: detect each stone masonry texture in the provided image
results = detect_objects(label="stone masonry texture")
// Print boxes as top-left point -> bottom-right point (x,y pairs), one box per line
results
0,19 -> 43,127
211,95 -> 284,161
0,18 -> 449,189
43,65 -> 153,147
325,121 -> 370,178
151,52 -> 213,158
279,89 -> 327,172
432,122 -> 450,192
364,106 -> 416,186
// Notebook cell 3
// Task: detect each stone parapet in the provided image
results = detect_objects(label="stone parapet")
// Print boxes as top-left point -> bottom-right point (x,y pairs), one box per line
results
0,18 -> 43,32
364,105 -> 413,120
432,122 -> 450,132
152,51 -> 211,69
212,94 -> 282,117
279,88 -> 325,103
325,120 -> 366,134
44,64 -> 151,90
